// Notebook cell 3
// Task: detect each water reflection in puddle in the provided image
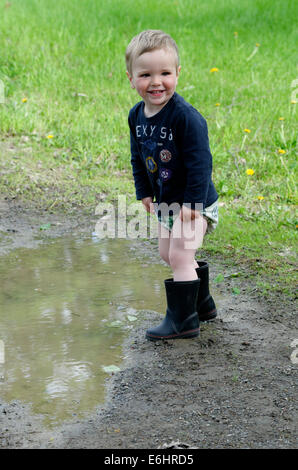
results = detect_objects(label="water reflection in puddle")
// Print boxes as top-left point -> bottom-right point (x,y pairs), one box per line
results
0,236 -> 169,426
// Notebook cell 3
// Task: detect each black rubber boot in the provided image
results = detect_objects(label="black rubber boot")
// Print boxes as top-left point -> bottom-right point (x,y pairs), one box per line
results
145,278 -> 200,341
195,261 -> 217,322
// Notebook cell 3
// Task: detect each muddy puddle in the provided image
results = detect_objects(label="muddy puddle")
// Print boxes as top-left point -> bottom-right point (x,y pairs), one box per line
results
0,235 -> 172,427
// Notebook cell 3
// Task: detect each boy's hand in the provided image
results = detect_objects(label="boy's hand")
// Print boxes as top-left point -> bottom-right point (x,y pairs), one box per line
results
142,197 -> 155,214
180,205 -> 200,222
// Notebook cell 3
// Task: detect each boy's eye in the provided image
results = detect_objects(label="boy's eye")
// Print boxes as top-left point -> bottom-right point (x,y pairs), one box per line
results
139,72 -> 171,77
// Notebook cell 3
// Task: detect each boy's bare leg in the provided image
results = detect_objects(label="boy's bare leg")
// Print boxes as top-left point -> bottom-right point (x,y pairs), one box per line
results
192,217 -> 209,269
169,216 -> 207,281
158,221 -> 171,265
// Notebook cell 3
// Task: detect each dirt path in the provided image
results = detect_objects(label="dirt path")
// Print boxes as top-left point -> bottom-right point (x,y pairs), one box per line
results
0,198 -> 297,448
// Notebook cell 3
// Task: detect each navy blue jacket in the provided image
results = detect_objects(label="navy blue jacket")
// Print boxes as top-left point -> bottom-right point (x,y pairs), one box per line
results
128,92 -> 218,210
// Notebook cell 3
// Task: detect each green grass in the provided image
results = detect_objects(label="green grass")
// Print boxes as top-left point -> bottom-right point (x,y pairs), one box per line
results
0,0 -> 297,297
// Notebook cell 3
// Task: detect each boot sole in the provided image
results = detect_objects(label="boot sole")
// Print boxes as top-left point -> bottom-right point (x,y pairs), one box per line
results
146,328 -> 200,341
199,309 -> 217,322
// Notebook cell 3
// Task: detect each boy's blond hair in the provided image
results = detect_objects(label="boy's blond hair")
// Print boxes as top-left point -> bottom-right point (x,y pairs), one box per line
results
125,30 -> 180,76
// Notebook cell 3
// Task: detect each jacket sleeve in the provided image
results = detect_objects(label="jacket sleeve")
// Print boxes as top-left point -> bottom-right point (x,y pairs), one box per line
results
128,115 -> 154,200
178,111 -> 212,209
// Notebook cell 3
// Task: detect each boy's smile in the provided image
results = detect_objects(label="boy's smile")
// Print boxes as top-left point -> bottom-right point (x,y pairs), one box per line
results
127,48 -> 181,117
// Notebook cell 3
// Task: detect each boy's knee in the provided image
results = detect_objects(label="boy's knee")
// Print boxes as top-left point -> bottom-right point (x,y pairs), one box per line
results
168,250 -> 187,270
159,248 -> 170,265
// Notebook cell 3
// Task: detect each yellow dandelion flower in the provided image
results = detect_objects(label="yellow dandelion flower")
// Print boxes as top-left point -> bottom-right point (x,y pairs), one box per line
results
256,43 -> 260,47
279,117 -> 285,120
46,134 -> 54,139
210,67 -> 219,73
244,128 -> 251,133
278,149 -> 286,154
291,100 -> 297,104
246,168 -> 254,176
257,196 -> 264,200
22,98 -> 27,103
215,102 -> 220,106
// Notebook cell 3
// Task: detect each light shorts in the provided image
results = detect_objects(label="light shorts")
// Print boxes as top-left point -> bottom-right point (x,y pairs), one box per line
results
155,199 -> 219,234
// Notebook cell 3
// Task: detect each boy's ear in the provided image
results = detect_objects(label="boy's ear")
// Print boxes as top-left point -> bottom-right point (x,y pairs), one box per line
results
126,71 -> 135,89
176,66 -> 181,86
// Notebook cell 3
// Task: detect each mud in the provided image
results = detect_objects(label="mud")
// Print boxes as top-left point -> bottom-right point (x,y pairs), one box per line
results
0,197 -> 297,449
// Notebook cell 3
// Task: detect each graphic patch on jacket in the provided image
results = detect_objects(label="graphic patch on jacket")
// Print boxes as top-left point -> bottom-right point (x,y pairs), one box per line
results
146,156 -> 157,173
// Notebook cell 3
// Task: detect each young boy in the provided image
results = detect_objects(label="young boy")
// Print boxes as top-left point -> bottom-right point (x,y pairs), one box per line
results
126,30 -> 218,341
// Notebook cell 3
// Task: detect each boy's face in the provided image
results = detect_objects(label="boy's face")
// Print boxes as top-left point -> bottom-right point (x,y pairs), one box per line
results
127,48 -> 181,116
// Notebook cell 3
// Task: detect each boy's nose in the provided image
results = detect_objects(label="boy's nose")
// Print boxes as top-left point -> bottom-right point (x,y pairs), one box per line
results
151,75 -> 162,86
